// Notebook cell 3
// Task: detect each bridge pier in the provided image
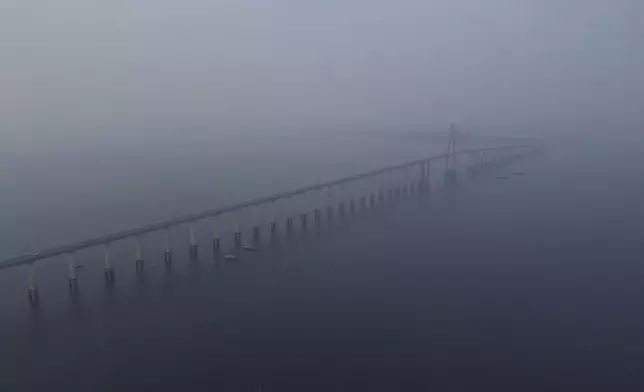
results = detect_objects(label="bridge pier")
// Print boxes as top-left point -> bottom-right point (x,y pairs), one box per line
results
27,263 -> 39,307
234,224 -> 243,248
251,206 -> 261,243
325,186 -> 334,221
337,185 -> 346,218
2,142 -> 538,310
67,253 -> 78,294
286,216 -> 294,235
164,228 -> 173,266
299,193 -> 309,229
419,161 -> 431,192
402,167 -> 410,196
103,244 -> 115,285
212,235 -> 221,253
401,170 -> 407,194
135,236 -> 144,271
189,225 -> 198,259
211,224 -> 221,255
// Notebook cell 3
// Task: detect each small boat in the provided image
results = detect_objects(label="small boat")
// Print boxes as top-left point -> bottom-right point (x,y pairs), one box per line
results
223,254 -> 237,261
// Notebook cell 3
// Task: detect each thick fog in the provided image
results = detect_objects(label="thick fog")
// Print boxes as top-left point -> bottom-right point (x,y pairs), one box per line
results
1,0 -> 642,144
4,3 -> 644,390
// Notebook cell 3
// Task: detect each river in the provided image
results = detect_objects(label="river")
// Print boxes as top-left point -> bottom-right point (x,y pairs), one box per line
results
2,131 -> 644,390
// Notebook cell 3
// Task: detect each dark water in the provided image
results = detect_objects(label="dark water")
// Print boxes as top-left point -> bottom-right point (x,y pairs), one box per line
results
3,133 -> 644,390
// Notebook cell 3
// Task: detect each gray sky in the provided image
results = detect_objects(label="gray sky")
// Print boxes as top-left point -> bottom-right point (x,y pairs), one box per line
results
1,0 -> 643,139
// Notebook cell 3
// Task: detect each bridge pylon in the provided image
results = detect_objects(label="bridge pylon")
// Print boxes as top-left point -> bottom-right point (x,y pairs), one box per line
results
444,122 -> 458,185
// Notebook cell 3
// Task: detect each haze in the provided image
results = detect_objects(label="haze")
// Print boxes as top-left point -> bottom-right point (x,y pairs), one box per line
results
1,0 -> 642,146
3,3 -> 644,390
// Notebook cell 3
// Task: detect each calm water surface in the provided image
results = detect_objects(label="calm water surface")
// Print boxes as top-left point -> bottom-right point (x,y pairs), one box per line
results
2,132 -> 644,391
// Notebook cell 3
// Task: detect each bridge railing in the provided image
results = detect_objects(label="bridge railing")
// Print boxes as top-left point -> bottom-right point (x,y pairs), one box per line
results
0,143 -> 539,305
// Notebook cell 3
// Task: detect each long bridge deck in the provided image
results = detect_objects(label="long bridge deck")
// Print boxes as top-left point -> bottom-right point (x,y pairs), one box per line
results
3,138 -> 644,390
1,144 -> 534,270
0,143 -> 539,313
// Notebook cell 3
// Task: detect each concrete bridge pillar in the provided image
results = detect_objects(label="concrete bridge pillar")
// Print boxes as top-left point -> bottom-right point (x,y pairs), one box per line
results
27,263 -> 39,306
104,243 -> 115,284
252,206 -> 261,243
135,236 -> 144,271
234,222 -> 242,248
420,161 -> 431,192
164,228 -> 173,266
269,201 -> 278,238
233,208 -> 243,248
212,224 -> 221,254
326,186 -> 334,221
189,225 -> 198,259
67,253 -> 78,293
300,193 -> 308,229
394,173 -> 401,197
420,162 -> 426,182
286,216 -> 294,235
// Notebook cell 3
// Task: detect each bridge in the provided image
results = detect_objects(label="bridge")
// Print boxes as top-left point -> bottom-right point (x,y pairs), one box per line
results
0,135 -> 541,308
